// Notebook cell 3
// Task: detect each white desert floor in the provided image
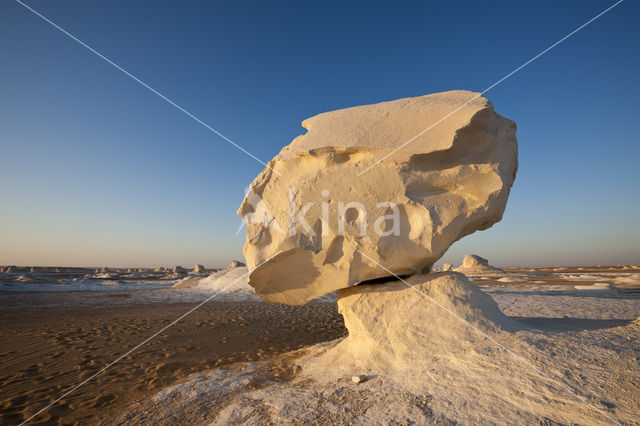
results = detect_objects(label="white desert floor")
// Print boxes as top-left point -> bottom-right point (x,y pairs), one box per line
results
114,270 -> 640,425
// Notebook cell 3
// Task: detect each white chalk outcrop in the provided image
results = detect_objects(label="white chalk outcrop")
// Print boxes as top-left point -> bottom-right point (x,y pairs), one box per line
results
238,90 -> 517,304
454,254 -> 505,276
194,264 -> 206,274
305,272 -> 517,374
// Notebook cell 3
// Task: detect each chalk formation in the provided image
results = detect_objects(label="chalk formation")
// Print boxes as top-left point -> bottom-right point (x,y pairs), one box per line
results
238,90 -> 517,304
454,254 -> 505,276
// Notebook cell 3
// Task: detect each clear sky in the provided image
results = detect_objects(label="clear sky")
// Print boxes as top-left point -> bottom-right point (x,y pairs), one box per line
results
1,0 -> 638,268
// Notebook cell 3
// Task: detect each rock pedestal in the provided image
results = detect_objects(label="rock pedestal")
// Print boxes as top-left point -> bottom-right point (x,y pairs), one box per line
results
314,272 -> 517,373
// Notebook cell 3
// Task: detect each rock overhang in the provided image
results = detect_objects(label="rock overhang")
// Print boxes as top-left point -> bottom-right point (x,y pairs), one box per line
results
237,90 -> 518,304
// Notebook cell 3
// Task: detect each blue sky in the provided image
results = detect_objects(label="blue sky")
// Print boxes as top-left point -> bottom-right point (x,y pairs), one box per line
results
0,0 -> 638,268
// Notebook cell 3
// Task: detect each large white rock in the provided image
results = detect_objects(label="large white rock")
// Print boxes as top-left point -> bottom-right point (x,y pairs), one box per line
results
238,91 -> 517,304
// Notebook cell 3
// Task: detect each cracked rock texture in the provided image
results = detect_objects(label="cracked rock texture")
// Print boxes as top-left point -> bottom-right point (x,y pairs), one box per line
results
238,90 -> 517,304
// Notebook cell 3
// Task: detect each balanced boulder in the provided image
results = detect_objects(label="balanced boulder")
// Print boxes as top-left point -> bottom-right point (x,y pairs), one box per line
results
238,91 -> 517,304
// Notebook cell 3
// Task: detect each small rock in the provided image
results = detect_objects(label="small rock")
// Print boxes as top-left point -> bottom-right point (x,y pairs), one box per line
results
352,375 -> 367,384
228,260 -> 245,269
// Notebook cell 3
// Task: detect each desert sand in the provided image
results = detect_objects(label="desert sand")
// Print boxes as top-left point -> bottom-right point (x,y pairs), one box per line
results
0,294 -> 345,424
1,266 -> 639,424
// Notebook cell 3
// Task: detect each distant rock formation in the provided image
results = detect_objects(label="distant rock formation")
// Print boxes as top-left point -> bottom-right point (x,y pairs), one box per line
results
194,264 -> 206,273
172,265 -> 187,275
454,254 -> 505,276
238,91 -> 518,304
442,263 -> 453,271
154,267 -> 166,273
228,260 -> 245,269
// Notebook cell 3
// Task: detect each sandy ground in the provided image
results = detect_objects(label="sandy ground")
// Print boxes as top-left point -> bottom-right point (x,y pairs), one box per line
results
0,296 -> 346,425
1,266 -> 639,425
118,268 -> 640,425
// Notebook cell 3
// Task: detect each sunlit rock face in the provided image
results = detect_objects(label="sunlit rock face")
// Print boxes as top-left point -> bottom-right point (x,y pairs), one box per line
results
237,90 -> 518,305
310,272 -> 518,372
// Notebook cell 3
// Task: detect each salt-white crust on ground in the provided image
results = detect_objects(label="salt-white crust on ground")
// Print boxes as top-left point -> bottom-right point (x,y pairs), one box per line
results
172,267 -> 261,301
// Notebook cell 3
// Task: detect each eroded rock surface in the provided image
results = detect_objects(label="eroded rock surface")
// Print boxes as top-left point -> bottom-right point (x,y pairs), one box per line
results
238,91 -> 517,304
308,272 -> 517,372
